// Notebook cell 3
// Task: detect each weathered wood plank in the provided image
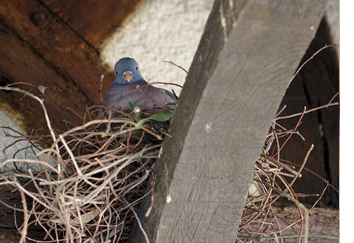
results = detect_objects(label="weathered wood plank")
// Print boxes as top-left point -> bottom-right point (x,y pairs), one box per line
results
0,0 -> 115,108
129,0 -> 328,242
0,0 -> 116,132
41,0 -> 141,48
0,22 -> 86,131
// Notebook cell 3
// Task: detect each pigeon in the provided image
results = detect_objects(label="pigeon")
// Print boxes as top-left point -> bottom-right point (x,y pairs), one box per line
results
99,57 -> 177,118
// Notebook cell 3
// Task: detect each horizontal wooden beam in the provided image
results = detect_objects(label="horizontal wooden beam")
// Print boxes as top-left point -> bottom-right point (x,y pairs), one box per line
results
0,0 -> 115,131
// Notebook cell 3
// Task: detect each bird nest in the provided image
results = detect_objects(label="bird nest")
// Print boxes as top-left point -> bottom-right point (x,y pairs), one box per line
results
0,83 -> 338,243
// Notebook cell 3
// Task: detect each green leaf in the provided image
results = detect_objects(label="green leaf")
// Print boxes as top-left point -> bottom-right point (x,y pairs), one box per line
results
128,102 -> 135,111
148,113 -> 173,122
136,118 -> 148,128
135,113 -> 173,128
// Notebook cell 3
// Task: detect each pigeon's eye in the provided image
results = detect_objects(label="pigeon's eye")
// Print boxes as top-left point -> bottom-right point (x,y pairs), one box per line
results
136,66 -> 139,72
115,71 -> 118,75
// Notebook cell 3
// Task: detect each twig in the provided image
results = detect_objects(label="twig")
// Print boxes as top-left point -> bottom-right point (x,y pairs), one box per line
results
287,44 -> 337,87
162,60 -> 189,74
0,86 -> 60,156
99,74 -> 104,106
123,198 -> 150,243
255,180 -> 310,243
289,145 -> 314,187
18,179 -> 28,243
275,102 -> 338,121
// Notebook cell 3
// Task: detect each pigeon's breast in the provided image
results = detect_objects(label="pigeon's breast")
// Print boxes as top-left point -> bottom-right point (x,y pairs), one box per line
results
103,81 -> 175,111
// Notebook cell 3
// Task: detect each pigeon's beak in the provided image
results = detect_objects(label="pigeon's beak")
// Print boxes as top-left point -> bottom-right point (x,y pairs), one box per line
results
123,71 -> 133,82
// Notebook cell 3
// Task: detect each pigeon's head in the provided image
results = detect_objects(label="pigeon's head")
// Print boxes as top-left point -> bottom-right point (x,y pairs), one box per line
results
113,57 -> 145,85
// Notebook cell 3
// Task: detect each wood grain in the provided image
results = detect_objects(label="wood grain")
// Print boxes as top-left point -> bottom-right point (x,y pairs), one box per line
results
42,0 -> 141,47
129,0 -> 328,242
0,0 -> 116,131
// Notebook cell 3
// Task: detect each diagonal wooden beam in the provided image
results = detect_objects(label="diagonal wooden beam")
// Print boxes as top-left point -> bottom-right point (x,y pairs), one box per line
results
129,0 -> 328,242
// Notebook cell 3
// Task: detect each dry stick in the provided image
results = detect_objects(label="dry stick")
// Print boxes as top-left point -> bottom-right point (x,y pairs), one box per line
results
136,85 -> 174,112
266,156 -> 301,177
278,107 -> 306,154
0,158 -> 60,175
18,180 -> 28,243
103,163 -> 119,199
245,166 -> 275,231
240,185 -> 273,227
0,86 -> 60,158
150,81 -> 184,89
145,167 -> 156,217
265,215 -> 301,236
289,145 -> 314,187
271,105 -> 287,160
28,169 -> 59,217
0,180 -> 59,213
32,209 -> 56,241
273,127 -> 281,162
122,170 -> 150,198
275,102 -> 338,121
287,44 -> 337,87
270,206 -> 284,243
91,195 -> 121,240
272,145 -> 314,242
239,228 -> 256,242
94,131 -> 123,155
59,135 -> 82,176
0,86 -> 60,196
260,167 -> 303,234
326,92 -> 339,107
254,201 -> 274,239
78,153 -> 143,206
114,170 -> 151,195
246,167 -> 293,239
1,131 -> 42,155
106,109 -> 113,133
99,74 -> 104,106
132,130 -> 146,151
0,197 -> 24,212
162,61 -> 189,74
41,118 -> 162,173
268,173 -> 282,241
255,180 -> 309,243
125,124 -> 133,156
40,154 -> 157,186
279,158 -> 339,193
72,174 -> 85,236
309,182 -> 330,212
7,82 -> 83,124
275,130 -> 305,141
123,198 -> 150,243
275,175 -> 304,243
104,191 -> 112,243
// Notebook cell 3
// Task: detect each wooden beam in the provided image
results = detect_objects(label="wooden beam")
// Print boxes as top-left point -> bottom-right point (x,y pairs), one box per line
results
41,0 -> 142,48
0,0 -> 115,131
129,0 -> 328,242
0,0 -> 115,106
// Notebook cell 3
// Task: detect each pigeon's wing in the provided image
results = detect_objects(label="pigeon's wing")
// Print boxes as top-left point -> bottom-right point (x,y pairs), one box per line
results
160,88 -> 177,103
103,84 -> 126,109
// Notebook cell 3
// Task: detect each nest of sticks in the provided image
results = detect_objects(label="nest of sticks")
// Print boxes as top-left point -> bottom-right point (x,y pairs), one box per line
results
237,100 -> 339,242
0,80 -> 338,243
